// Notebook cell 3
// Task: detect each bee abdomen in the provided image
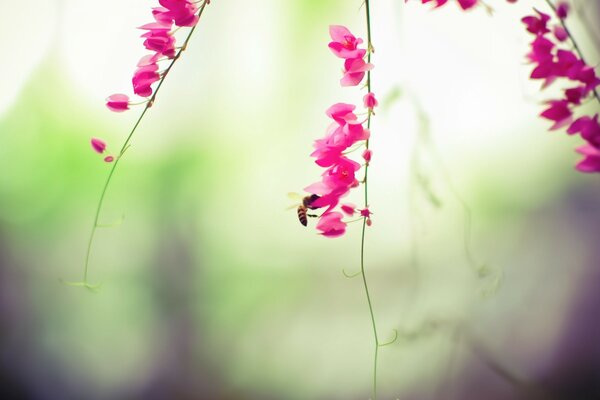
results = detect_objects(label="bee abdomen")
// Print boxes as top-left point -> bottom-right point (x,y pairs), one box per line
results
297,206 -> 308,226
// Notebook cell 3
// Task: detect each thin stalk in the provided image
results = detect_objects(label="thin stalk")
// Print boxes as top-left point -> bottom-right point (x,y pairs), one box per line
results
544,0 -> 600,104
67,2 -> 209,290
360,1 -> 381,399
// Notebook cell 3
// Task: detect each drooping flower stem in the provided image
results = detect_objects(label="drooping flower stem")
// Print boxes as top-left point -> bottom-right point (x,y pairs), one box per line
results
360,1 -> 381,399
70,2 -> 209,290
544,0 -> 600,104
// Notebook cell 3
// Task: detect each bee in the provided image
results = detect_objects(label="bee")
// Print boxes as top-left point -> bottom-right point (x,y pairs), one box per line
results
288,193 -> 321,226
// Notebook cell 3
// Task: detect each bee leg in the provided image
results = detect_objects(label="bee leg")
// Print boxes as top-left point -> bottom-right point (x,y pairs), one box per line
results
307,214 -> 319,218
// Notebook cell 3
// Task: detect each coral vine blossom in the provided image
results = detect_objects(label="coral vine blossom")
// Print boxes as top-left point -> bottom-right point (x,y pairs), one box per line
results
105,0 -> 200,110
96,0 -> 203,159
304,25 -> 376,237
522,5 -> 600,172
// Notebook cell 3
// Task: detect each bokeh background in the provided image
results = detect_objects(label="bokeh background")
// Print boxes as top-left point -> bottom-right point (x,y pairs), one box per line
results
1,0 -> 599,399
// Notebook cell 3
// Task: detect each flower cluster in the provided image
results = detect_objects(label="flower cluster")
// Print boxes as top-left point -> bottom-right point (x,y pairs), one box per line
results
303,26 -> 376,238
94,0 -> 206,160
522,4 -> 600,172
105,0 -> 203,113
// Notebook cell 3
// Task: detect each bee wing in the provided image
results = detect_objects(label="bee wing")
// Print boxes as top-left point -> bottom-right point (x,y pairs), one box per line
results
285,204 -> 299,211
287,192 -> 304,201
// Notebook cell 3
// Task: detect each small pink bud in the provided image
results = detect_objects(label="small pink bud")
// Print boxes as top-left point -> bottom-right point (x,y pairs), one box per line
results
553,25 -> 567,42
91,138 -> 106,154
106,94 -> 130,112
556,1 -> 569,19
104,155 -> 115,163
341,203 -> 356,216
363,92 -> 378,110
366,218 -> 372,227
362,149 -> 372,163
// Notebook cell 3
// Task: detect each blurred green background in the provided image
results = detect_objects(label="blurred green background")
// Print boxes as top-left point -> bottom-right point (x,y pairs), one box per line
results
1,0 -> 600,399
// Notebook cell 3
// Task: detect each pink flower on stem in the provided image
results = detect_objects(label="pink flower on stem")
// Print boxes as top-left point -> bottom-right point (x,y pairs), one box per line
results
328,25 -> 366,60
341,57 -> 374,87
158,0 -> 199,27
363,92 -> 378,110
316,212 -> 347,238
106,94 -> 130,112
522,9 -> 551,35
142,32 -> 176,58
91,138 -> 107,154
326,103 -> 358,125
133,64 -> 161,97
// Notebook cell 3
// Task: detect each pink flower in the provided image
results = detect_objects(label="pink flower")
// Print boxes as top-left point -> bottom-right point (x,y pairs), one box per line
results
322,157 -> 361,191
575,145 -> 600,173
316,212 -> 347,238
132,64 -> 161,97
328,25 -> 366,60
104,155 -> 115,163
158,0 -> 199,27
141,29 -> 176,58
564,86 -> 585,105
106,94 -> 130,112
363,92 -> 378,110
576,66 -> 600,94
341,57 -> 374,87
540,100 -> 572,129
308,187 -> 350,214
91,138 -> 107,154
522,9 -> 551,35
568,114 -> 600,147
326,103 -> 357,125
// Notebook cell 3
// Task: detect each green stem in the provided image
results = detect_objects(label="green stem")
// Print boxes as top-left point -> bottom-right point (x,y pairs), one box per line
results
78,1 -> 209,287
361,1 -> 380,399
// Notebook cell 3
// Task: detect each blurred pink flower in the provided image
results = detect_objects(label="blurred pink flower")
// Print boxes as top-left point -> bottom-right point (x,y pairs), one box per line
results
91,138 -> 107,154
522,9 -> 551,35
540,100 -> 572,130
106,94 -> 130,112
575,145 -> 600,173
316,212 -> 347,238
